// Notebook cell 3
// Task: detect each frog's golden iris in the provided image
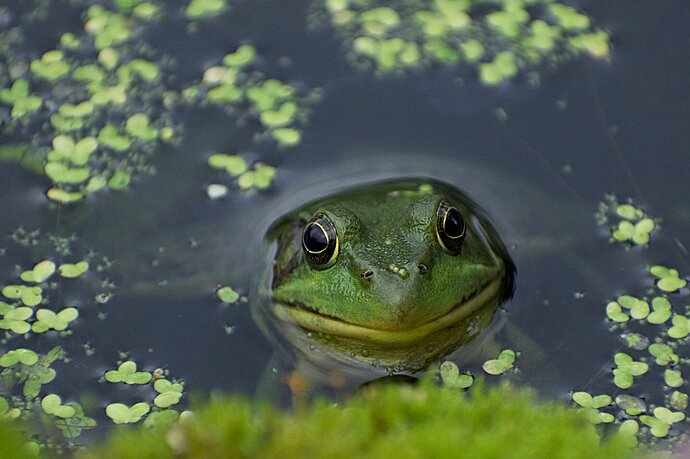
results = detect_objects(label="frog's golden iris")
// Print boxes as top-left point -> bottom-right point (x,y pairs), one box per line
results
259,178 -> 515,372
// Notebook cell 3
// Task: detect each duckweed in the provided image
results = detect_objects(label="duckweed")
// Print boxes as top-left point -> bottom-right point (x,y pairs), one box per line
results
58,261 -> 89,278
0,349 -> 38,367
0,307 -> 34,334
439,361 -> 473,389
186,0 -> 228,20
668,314 -> 690,339
670,391 -> 688,411
0,3 -> 178,203
185,46 -> 319,148
31,307 -> 79,333
2,285 -> 43,307
482,349 -> 515,375
605,202 -> 657,246
615,395 -> 646,416
105,361 -> 153,385
0,79 -> 42,118
217,286 -> 240,304
208,154 -> 277,192
0,232 -> 115,442
41,394 -> 76,419
648,343 -> 679,366
54,403 -> 97,438
106,402 -> 150,424
647,297 -> 672,325
650,265 -> 687,293
317,0 -> 609,83
612,353 -> 648,389
208,154 -> 248,176
571,392 -> 614,424
153,379 -> 184,408
664,369 -> 684,388
640,407 -> 685,438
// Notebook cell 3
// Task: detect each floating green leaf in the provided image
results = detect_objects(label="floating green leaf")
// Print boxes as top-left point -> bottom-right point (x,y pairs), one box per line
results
106,402 -> 150,424
237,163 -> 276,191
618,420 -> 638,448
482,349 -> 515,375
615,295 -> 649,320
647,297 -> 672,325
650,265 -> 687,292
54,403 -> 97,438
613,353 -> 648,389
439,361 -> 473,389
668,314 -> 690,339
670,391 -> 688,411
143,409 -> 180,430
20,260 -> 56,283
31,307 -> 79,333
98,125 -> 132,151
208,154 -> 247,177
153,379 -> 184,408
30,50 -> 70,81
1,285 -> 42,306
665,369 -> 684,388
0,348 -> 38,367
271,128 -> 301,148
620,333 -> 649,351
105,361 -> 152,384
45,162 -> 90,184
186,0 -> 228,20
572,392 -> 611,409
640,415 -> 670,438
571,392 -> 615,424
23,366 -> 57,399
223,45 -> 256,68
605,301 -> 628,323
0,79 -> 42,118
41,394 -> 76,419
47,188 -> 84,203
615,395 -> 646,416
217,286 -> 239,304
125,113 -> 158,140
58,261 -> 89,278
0,306 -> 33,333
653,406 -> 685,425
648,343 -> 678,366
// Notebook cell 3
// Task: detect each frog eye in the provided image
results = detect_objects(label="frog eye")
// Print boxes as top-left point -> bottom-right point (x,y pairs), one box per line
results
436,201 -> 466,255
302,214 -> 339,269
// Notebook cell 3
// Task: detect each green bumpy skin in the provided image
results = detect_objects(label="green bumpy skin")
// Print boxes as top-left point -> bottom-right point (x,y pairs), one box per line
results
262,178 -> 515,371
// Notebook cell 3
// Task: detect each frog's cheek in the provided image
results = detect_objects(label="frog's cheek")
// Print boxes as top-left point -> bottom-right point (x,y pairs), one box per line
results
271,276 -> 504,347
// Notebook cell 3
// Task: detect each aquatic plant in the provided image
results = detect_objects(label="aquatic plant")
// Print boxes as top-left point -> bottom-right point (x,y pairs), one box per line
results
312,0 -> 609,83
592,197 -> 690,444
0,3 -> 178,203
182,45 -> 321,149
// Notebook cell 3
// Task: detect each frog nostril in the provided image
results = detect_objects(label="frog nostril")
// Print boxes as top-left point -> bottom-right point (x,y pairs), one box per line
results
361,270 -> 374,280
417,263 -> 428,275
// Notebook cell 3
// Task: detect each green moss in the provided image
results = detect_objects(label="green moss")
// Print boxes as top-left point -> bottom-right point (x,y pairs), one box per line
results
79,381 -> 633,458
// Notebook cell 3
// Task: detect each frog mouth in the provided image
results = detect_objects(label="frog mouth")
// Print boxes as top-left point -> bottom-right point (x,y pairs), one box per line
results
271,277 -> 503,347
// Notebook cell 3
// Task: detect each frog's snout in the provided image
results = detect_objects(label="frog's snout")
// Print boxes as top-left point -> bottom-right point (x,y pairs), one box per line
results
356,260 -> 428,284
385,263 -> 410,279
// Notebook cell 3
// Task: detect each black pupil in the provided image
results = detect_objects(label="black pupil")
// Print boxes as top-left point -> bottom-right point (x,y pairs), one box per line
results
304,223 -> 328,253
444,208 -> 464,238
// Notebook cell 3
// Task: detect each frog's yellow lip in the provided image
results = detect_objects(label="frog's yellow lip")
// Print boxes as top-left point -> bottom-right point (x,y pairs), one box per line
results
271,277 -> 503,347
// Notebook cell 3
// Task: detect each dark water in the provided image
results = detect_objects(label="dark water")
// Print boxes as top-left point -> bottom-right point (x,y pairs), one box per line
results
1,0 -> 690,442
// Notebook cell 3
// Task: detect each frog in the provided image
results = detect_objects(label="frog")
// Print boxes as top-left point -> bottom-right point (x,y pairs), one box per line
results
252,178 -> 515,392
